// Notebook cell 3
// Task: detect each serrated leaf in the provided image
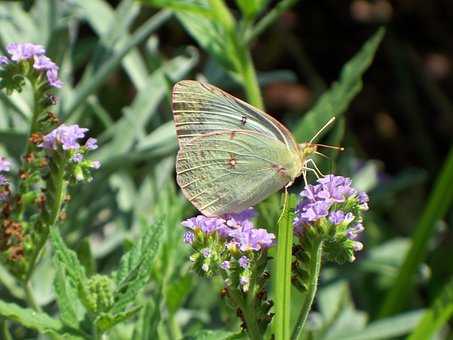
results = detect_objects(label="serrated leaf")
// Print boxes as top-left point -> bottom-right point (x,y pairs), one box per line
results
294,28 -> 385,141
112,221 -> 163,313
54,266 -> 85,329
0,300 -> 62,335
50,227 -> 87,286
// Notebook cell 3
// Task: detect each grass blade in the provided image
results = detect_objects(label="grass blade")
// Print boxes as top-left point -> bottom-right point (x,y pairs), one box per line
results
379,146 -> 453,316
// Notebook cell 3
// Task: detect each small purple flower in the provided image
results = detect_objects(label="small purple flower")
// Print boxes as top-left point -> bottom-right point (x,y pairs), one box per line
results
240,275 -> 250,291
220,261 -> 230,270
201,248 -> 211,258
33,55 -> 57,71
238,256 -> 249,268
182,215 -> 226,235
234,228 -> 275,251
46,68 -> 63,88
328,211 -> 354,225
0,56 -> 9,65
0,175 -> 7,185
90,160 -> 101,169
85,138 -> 98,150
71,153 -> 83,163
6,43 -> 45,61
40,124 -> 88,150
183,231 -> 195,244
346,223 -> 364,240
0,157 -> 11,172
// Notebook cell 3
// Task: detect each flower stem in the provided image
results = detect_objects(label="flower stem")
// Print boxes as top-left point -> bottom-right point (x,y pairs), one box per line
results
291,239 -> 323,340
24,152 -> 67,282
274,194 -> 296,340
23,281 -> 41,312
237,47 -> 264,109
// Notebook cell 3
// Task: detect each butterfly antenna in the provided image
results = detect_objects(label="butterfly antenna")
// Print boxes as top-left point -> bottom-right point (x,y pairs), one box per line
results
309,116 -> 336,144
313,143 -> 345,151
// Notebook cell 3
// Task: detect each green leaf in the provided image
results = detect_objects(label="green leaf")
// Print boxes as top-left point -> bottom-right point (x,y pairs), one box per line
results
294,28 -> 385,141
50,227 -> 87,286
328,310 -> 424,340
274,194 -> 296,340
64,9 -> 171,117
0,300 -> 62,335
54,266 -> 85,329
190,329 -> 243,340
112,221 -> 163,313
380,147 -> 453,316
408,279 -> 453,340
132,299 -> 160,340
165,275 -> 192,314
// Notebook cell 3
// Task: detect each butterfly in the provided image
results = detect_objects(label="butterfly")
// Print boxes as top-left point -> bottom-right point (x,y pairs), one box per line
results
173,80 -> 335,217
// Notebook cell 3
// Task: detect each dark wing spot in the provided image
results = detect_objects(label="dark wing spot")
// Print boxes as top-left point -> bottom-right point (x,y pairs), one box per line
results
241,116 -> 247,125
228,154 -> 237,168
229,131 -> 236,140
272,164 -> 288,177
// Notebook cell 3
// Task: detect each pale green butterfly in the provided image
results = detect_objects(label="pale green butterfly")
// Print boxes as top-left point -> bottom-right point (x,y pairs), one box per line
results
173,80 -> 335,217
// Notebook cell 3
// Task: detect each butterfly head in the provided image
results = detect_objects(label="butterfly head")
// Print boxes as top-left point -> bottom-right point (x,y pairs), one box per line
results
299,143 -> 318,160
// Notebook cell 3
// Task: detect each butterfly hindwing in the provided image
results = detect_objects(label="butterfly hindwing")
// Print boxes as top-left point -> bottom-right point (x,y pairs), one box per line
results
172,80 -> 299,153
176,130 -> 300,216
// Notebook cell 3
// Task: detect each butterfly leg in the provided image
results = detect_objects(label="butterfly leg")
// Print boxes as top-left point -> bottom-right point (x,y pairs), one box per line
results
306,159 -> 325,177
277,181 -> 293,225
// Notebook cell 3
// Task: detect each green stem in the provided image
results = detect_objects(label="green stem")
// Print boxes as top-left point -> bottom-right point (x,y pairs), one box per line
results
243,271 -> 261,340
275,194 -> 296,340
245,0 -> 299,43
237,47 -> 264,109
23,281 -> 41,312
24,153 -> 67,282
291,239 -> 323,340
1,319 -> 13,340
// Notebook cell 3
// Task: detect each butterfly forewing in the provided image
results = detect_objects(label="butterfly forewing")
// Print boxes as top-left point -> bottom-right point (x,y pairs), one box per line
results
176,130 -> 300,216
172,80 -> 299,153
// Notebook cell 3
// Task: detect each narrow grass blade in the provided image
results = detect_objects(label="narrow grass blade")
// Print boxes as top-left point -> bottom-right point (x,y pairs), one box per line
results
274,193 -> 296,340
408,278 -> 453,340
380,146 -> 453,316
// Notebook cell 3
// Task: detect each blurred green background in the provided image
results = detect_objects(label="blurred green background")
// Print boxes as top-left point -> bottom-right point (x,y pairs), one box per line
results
0,0 -> 452,339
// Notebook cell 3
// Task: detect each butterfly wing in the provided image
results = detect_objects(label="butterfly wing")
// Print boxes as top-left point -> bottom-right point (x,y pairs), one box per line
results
176,130 -> 301,216
172,80 -> 299,153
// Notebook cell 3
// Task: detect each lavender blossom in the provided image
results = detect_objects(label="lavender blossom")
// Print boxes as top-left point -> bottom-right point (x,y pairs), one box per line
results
239,256 -> 249,268
40,124 -> 88,150
2,42 -> 63,88
181,215 -> 227,235
0,56 -> 9,65
220,261 -> 230,270
0,175 -> 7,185
6,43 -> 45,61
0,157 -> 11,172
184,231 -> 195,245
294,175 -> 369,258
85,138 -> 98,150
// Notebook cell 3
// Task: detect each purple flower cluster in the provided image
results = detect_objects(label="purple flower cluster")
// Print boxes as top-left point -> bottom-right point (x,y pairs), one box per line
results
1,43 -> 63,88
182,210 -> 275,251
182,208 -> 275,291
39,124 -> 100,172
0,156 -> 11,200
40,124 -> 88,151
294,175 -> 369,251
0,156 -> 11,172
